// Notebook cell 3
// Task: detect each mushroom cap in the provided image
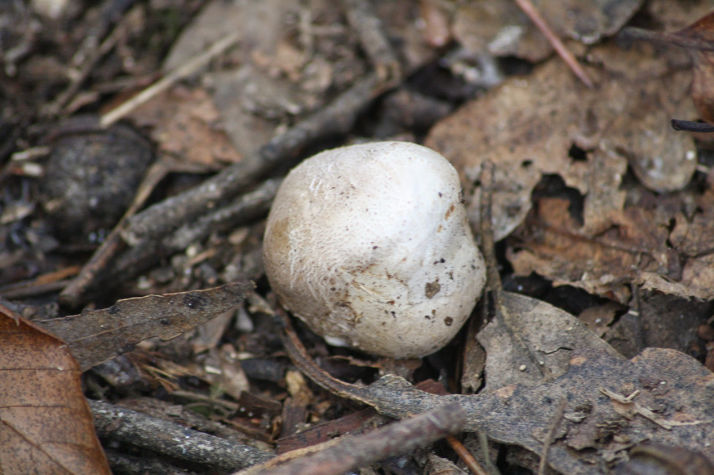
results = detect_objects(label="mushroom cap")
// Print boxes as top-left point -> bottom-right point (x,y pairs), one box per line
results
263,141 -> 486,358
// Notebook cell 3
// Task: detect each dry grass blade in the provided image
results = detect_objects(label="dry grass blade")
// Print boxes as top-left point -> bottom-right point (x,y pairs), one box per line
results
514,0 -> 593,88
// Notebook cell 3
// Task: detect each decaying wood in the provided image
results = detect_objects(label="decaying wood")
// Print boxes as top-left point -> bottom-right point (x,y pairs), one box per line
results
90,399 -> 273,471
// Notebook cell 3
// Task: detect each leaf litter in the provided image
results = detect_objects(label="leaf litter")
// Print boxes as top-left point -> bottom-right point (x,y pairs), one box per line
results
1,0 -> 714,473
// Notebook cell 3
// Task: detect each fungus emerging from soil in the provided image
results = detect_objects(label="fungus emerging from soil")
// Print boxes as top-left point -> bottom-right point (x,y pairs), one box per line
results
263,141 -> 486,358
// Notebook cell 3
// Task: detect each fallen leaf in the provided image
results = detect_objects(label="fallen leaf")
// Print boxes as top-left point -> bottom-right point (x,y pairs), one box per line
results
35,281 -> 252,371
426,43 -> 696,240
537,0 -> 643,44
508,197 -> 674,302
286,314 -> 714,474
646,0 -> 714,31
605,291 -> 712,358
160,0 -> 352,157
617,443 -> 714,475
477,291 -> 621,391
509,184 -> 714,301
0,306 -> 110,473
163,0 -> 436,159
451,0 -> 642,61
129,86 -> 243,168
671,11 -> 714,122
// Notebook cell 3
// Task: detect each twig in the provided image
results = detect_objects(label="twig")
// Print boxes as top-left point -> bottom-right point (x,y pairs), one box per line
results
89,399 -> 273,471
163,178 -> 280,250
238,402 -> 465,475
0,265 -> 80,299
279,308 -> 713,474
46,9 -> 129,116
123,72 -> 383,245
671,119 -> 714,132
60,155 -> 174,307
478,430 -> 500,475
446,435 -> 489,475
514,0 -> 593,88
70,0 -> 136,67
341,0 -> 402,82
278,308 -> 376,405
537,398 -> 566,475
95,178 -> 277,293
100,32 -> 240,127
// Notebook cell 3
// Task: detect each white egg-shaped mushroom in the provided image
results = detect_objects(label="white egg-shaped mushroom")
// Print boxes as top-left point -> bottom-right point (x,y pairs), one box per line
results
263,141 -> 486,358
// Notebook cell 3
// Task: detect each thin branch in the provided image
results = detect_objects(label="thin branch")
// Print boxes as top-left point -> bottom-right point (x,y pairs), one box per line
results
238,403 -> 465,475
46,9 -> 128,116
446,435 -> 489,475
514,0 -> 593,88
341,0 -> 402,82
122,72 -> 383,245
671,119 -> 714,132
89,399 -> 273,471
60,155 -> 174,307
100,32 -> 240,127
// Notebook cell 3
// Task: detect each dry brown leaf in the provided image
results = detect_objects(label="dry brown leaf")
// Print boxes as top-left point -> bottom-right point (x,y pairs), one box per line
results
605,292 -> 713,358
35,281 -> 252,371
289,325 -> 714,473
621,3 -> 714,127
426,44 -> 696,240
425,38 -> 708,301
509,169 -> 714,301
161,0 -> 355,157
476,291 -> 621,391
508,197 -> 681,303
451,0 -> 642,61
536,0 -> 643,44
672,11 -> 714,123
670,193 -> 714,257
162,0 -> 435,159
0,307 -> 110,473
129,86 -> 242,168
211,64 -> 317,157
647,0 -> 714,31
